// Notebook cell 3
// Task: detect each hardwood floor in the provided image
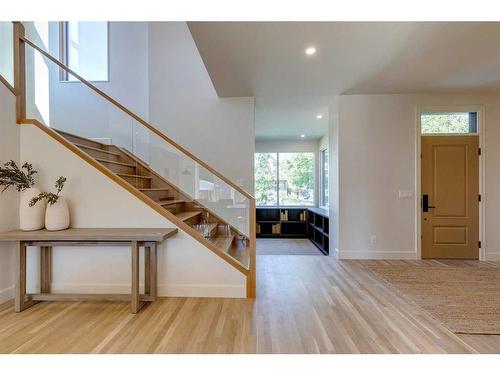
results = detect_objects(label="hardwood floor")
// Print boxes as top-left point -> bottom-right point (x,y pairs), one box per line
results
0,256 -> 497,354
257,238 -> 323,256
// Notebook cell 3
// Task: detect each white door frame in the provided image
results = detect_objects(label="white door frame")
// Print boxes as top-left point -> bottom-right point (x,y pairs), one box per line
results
415,105 -> 485,260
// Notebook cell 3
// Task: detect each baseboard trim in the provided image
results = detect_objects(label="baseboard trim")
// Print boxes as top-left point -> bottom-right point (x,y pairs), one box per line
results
338,250 -> 417,260
0,285 -> 14,304
484,252 -> 500,261
48,283 -> 246,298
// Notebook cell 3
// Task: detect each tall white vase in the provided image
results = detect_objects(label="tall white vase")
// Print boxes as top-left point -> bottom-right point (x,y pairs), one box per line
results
19,187 -> 46,231
45,197 -> 70,231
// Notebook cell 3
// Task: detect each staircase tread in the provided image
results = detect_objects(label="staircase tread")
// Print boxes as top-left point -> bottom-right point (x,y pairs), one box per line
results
117,173 -> 152,179
159,199 -> 186,205
227,242 -> 250,268
176,211 -> 202,221
54,128 -> 110,148
209,235 -> 235,252
74,143 -> 121,156
95,158 -> 136,167
140,188 -> 170,191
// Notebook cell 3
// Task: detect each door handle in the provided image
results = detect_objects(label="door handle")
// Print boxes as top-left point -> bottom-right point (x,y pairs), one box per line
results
422,194 -> 436,212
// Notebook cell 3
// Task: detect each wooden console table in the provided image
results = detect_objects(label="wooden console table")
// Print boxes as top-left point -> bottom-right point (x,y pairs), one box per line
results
0,228 -> 177,314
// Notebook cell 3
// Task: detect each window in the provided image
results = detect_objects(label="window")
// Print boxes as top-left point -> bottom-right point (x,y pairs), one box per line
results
60,22 -> 108,82
255,152 -> 314,206
0,22 -> 14,86
255,153 -> 278,206
421,112 -> 478,134
320,149 -> 329,207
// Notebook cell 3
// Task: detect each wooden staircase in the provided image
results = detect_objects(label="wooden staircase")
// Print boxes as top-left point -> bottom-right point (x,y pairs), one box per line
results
55,129 -> 249,267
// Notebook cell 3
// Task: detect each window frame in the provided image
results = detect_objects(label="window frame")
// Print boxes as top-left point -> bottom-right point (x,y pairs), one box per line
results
59,21 -> 110,83
255,151 -> 316,207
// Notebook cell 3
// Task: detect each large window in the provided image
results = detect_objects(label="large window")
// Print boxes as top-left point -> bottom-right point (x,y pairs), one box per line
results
421,112 -> 477,134
320,149 -> 329,207
255,152 -> 314,206
60,22 -> 109,82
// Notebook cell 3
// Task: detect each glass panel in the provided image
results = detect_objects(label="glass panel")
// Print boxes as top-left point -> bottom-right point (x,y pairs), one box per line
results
278,152 -> 314,206
421,112 -> 477,134
0,22 -> 14,86
66,22 -> 108,81
255,153 -> 278,206
24,42 -> 251,244
321,149 -> 329,207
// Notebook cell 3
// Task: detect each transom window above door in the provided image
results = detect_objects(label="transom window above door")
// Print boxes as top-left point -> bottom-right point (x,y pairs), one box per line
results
421,112 -> 478,134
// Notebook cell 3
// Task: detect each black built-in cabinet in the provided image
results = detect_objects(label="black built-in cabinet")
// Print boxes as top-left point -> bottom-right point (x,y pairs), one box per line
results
256,207 -> 329,255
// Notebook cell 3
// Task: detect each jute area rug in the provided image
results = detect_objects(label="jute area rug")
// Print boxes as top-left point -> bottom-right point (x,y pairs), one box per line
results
364,261 -> 500,335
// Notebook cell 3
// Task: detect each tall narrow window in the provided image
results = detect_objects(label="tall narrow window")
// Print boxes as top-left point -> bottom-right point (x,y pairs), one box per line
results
255,153 -> 278,206
320,149 -> 329,207
60,22 -> 108,82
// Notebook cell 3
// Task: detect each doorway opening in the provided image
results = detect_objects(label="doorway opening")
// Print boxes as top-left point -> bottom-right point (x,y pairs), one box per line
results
417,109 -> 483,260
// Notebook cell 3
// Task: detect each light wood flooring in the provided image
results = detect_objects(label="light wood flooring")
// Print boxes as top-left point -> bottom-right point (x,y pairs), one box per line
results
257,238 -> 323,256
0,256 -> 498,353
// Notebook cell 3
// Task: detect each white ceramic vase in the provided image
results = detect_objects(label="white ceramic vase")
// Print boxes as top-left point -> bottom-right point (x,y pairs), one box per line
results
45,197 -> 70,231
19,187 -> 45,231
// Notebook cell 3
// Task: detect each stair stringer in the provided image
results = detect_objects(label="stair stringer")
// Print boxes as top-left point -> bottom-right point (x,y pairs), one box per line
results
20,120 -> 248,298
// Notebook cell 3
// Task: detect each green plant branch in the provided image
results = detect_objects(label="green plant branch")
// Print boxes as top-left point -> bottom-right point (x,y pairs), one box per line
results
0,160 -> 37,192
29,176 -> 67,207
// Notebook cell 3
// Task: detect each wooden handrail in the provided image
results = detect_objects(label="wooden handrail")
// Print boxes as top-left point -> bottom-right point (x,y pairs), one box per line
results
21,36 -> 255,201
0,74 -> 17,96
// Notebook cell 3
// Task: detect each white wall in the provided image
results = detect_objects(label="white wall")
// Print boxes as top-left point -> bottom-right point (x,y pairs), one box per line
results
335,93 -> 500,260
329,98 -> 339,254
0,83 -> 19,303
148,22 -> 255,194
20,124 -> 246,297
255,140 -> 319,153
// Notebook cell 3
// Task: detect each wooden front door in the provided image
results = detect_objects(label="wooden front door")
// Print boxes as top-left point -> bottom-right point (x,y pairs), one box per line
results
421,135 -> 479,259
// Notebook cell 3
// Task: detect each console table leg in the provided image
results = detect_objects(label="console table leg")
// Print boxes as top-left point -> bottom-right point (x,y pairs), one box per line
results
144,245 -> 151,295
131,241 -> 142,313
149,242 -> 157,300
15,241 -> 36,312
40,246 -> 52,294
14,241 -> 26,312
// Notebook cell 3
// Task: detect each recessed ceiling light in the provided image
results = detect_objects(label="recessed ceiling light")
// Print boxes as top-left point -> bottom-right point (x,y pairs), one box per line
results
316,114 -> 323,119
300,134 -> 306,138
305,47 -> 316,55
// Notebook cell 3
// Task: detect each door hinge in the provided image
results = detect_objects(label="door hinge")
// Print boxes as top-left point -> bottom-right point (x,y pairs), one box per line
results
479,241 -> 482,248
479,194 -> 482,202
478,148 -> 481,156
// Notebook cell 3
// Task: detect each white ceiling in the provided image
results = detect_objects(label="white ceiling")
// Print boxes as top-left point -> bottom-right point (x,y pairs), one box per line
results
188,22 -> 500,141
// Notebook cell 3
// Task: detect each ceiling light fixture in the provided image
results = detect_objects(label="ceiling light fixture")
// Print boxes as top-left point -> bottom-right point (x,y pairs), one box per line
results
305,47 -> 316,55
300,134 -> 306,138
316,114 -> 323,119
